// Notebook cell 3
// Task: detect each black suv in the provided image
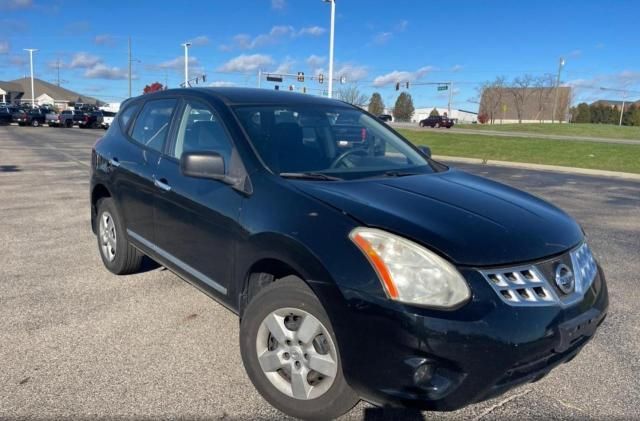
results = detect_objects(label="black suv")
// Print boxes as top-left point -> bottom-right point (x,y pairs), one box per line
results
90,88 -> 607,420
419,115 -> 454,128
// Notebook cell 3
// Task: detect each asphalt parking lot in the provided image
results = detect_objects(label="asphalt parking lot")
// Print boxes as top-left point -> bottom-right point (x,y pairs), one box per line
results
1,125 -> 639,420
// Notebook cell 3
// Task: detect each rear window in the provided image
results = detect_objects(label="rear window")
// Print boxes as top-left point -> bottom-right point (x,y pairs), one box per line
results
129,99 -> 176,152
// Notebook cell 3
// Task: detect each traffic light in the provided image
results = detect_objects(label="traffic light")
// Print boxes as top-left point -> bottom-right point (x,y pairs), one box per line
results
202,74 -> 206,83
406,82 -> 409,89
297,72 -> 305,82
395,82 -> 400,91
302,87 -> 307,94
318,73 -> 324,84
274,85 -> 279,90
289,85 -> 294,91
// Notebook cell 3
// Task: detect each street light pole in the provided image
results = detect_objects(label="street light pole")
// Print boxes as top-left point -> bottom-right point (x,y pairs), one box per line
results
324,0 -> 336,98
24,49 -> 38,107
551,57 -> 565,123
181,42 -> 192,87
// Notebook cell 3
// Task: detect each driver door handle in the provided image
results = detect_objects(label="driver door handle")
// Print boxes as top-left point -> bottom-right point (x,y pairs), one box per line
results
109,157 -> 120,168
153,176 -> 171,192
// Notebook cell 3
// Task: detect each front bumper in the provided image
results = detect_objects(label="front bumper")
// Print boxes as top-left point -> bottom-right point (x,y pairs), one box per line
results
333,265 -> 608,411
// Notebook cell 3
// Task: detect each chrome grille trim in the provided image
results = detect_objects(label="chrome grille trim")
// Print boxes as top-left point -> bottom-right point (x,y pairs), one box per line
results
480,242 -> 597,307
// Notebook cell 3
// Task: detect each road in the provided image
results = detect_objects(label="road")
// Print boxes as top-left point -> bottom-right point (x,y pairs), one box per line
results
1,126 -> 639,420
390,122 -> 640,145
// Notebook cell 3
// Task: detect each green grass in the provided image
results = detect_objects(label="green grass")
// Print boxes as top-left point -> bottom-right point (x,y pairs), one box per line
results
398,129 -> 640,174
454,123 -> 640,140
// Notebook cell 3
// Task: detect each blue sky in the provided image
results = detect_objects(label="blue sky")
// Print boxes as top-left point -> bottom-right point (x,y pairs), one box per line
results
1,0 -> 640,110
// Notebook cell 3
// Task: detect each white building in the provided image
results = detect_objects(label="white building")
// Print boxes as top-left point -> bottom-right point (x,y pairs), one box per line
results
412,107 -> 478,124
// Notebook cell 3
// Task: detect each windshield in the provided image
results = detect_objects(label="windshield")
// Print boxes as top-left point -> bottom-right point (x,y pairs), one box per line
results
234,105 -> 441,180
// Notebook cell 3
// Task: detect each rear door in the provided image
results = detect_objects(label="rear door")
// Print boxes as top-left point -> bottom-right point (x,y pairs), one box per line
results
151,97 -> 244,300
110,98 -> 178,245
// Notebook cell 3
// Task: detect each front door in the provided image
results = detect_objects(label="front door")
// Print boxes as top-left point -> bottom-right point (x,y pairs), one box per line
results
152,98 -> 244,302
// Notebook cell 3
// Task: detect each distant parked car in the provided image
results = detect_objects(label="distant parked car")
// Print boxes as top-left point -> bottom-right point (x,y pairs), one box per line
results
419,115 -> 454,128
377,114 -> 392,122
58,109 -> 87,128
46,110 -> 60,127
12,108 -> 47,127
0,106 -> 13,125
100,110 -> 116,130
79,111 -> 104,129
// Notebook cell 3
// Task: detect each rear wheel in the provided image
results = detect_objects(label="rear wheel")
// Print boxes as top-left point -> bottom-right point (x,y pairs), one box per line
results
65,120 -> 73,128
96,198 -> 143,275
435,122 -> 440,128
31,119 -> 40,127
419,122 -> 425,127
240,276 -> 359,420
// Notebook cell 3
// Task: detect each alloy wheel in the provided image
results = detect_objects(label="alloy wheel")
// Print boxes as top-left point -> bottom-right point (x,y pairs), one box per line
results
256,307 -> 338,400
99,211 -> 117,262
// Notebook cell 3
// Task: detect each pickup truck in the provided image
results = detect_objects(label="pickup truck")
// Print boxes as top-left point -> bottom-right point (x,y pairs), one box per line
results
12,108 -> 47,127
100,110 -> 116,129
78,111 -> 104,129
46,111 -> 60,127
58,109 -> 86,128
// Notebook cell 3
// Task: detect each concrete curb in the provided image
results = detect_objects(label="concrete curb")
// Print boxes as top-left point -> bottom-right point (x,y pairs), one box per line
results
433,155 -> 640,181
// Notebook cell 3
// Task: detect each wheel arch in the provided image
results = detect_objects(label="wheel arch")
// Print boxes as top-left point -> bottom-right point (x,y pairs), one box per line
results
91,183 -> 112,234
237,232 -> 342,320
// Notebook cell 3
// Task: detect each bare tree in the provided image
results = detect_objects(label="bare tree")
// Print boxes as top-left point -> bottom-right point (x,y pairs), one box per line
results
336,85 -> 368,108
508,74 -> 535,123
478,76 -> 506,124
555,87 -> 573,122
533,74 -> 555,122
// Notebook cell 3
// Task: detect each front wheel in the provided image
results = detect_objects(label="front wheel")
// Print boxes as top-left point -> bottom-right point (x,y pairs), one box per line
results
31,119 -> 40,127
240,276 -> 359,420
96,198 -> 143,275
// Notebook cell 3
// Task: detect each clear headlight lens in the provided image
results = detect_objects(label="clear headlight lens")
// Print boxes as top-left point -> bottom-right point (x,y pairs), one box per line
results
350,227 -> 471,308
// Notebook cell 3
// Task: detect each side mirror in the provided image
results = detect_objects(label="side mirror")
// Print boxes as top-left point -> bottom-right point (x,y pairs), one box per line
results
418,145 -> 432,158
180,151 -> 226,180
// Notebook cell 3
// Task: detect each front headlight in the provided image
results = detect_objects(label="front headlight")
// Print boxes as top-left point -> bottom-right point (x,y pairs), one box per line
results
350,227 -> 470,308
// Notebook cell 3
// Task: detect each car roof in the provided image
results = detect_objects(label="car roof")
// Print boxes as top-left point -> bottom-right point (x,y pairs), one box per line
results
133,87 -> 352,108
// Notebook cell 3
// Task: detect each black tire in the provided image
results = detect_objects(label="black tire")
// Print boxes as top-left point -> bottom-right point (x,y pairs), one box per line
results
419,122 -> 425,127
18,123 -> 25,127
66,120 -> 73,128
31,119 -> 40,127
96,198 -> 143,275
240,276 -> 359,420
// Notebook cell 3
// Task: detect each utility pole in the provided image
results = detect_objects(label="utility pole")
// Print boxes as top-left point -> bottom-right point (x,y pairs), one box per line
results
258,68 -> 262,88
551,57 -> 565,123
448,81 -> 453,117
128,36 -> 132,98
56,59 -> 61,86
324,0 -> 336,98
181,42 -> 192,87
24,49 -> 37,107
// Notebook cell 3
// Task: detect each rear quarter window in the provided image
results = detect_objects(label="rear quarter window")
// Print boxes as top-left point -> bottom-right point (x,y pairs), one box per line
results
118,103 -> 140,131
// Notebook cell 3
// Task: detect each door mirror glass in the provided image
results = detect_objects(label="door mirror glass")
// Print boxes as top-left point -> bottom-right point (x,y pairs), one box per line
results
418,145 -> 432,158
180,151 -> 226,180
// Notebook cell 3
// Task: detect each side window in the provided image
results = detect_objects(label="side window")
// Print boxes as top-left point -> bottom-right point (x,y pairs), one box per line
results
130,99 -> 176,152
171,101 -> 233,165
118,103 -> 139,129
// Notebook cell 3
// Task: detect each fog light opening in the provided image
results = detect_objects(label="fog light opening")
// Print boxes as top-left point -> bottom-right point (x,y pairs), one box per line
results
413,363 -> 435,387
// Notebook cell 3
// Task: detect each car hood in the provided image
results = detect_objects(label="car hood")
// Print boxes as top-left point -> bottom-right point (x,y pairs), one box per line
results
293,169 -> 583,266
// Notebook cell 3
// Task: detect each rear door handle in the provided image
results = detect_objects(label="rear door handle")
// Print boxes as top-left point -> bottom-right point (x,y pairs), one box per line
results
153,176 -> 171,192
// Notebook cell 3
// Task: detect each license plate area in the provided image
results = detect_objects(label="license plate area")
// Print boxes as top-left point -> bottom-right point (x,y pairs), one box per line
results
555,308 -> 604,352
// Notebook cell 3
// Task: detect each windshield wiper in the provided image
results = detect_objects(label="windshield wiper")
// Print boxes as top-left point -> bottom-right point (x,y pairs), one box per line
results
279,172 -> 342,181
381,171 -> 420,177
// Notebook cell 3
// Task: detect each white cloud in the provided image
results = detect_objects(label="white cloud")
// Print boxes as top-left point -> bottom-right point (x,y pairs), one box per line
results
218,54 -> 273,72
451,64 -> 464,72
84,64 -> 129,80
335,64 -> 368,82
157,55 -> 201,72
0,0 -> 32,9
223,25 -> 325,50
94,34 -> 115,46
209,81 -> 237,87
568,49 -> 582,58
372,66 -> 434,87
271,0 -> 285,9
0,40 -> 9,54
395,20 -> 409,32
298,26 -> 326,36
190,35 -> 210,46
373,32 -> 392,45
70,52 -> 102,69
272,57 -> 296,74
306,54 -> 325,69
